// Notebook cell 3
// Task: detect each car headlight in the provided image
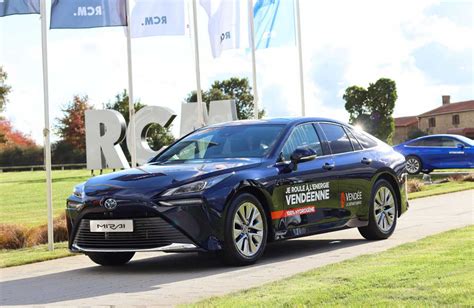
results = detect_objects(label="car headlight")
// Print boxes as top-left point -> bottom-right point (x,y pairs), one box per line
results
162,173 -> 232,197
73,182 -> 86,199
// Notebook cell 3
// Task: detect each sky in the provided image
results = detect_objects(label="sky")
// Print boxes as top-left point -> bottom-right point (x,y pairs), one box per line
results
0,0 -> 473,144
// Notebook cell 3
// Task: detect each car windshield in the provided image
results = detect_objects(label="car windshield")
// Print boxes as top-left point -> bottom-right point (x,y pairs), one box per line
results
152,124 -> 285,164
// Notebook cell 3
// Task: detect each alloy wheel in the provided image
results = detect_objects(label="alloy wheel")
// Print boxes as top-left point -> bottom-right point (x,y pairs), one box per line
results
233,202 -> 264,257
406,158 -> 420,174
374,186 -> 396,232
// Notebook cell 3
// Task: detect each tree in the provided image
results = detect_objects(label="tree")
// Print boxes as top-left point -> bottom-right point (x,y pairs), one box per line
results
0,119 -> 37,149
186,77 -> 265,119
104,90 -> 175,159
0,66 -> 11,116
55,95 -> 92,152
0,119 -> 43,167
343,78 -> 397,143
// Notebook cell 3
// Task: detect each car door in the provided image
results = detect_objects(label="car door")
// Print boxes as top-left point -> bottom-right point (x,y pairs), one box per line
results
272,123 -> 339,237
317,123 -> 377,226
442,137 -> 471,168
421,137 -> 456,169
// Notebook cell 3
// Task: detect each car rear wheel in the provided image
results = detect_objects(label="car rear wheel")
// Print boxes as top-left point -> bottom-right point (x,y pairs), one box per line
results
406,156 -> 422,174
87,252 -> 135,266
358,179 -> 398,240
223,193 -> 267,266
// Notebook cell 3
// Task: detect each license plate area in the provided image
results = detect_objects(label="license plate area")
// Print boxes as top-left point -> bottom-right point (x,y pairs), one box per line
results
89,220 -> 133,232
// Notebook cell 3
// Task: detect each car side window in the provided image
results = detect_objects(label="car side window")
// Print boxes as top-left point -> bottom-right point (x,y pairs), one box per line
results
281,124 -> 323,161
320,123 -> 353,154
345,128 -> 363,151
423,137 -> 443,147
440,137 -> 458,147
351,129 -> 378,149
409,139 -> 425,147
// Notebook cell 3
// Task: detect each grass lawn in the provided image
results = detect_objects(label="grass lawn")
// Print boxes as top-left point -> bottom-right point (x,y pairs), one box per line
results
0,169 -> 472,268
0,169 -> 111,227
409,181 -> 474,199
432,169 -> 474,173
189,225 -> 474,307
0,242 -> 73,268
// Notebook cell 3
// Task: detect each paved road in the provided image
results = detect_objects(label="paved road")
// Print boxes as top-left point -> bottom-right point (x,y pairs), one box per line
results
1,190 -> 473,307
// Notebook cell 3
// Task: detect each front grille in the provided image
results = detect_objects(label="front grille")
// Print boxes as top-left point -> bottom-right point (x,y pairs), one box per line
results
74,217 -> 192,249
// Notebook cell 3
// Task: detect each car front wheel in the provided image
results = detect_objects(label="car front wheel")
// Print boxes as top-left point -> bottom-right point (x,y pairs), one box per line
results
87,252 -> 135,266
406,156 -> 422,174
359,179 -> 398,240
223,193 -> 268,266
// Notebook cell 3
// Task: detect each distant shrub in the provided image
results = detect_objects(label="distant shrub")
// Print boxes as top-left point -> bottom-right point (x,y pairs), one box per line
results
0,224 -> 28,249
406,128 -> 427,141
26,213 -> 68,246
407,179 -> 424,193
0,145 -> 43,167
448,174 -> 464,182
51,141 -> 85,164
462,174 -> 474,182
1,214 -> 68,249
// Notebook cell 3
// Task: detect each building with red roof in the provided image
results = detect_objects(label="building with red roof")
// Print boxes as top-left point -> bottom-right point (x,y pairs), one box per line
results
393,96 -> 474,144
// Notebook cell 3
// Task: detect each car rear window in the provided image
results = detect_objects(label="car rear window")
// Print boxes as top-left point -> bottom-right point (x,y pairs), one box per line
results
350,129 -> 379,149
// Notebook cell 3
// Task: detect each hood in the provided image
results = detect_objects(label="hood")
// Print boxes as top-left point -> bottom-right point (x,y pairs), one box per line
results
83,158 -> 261,200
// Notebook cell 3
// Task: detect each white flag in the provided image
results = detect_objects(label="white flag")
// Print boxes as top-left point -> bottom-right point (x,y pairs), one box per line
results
200,0 -> 240,58
131,0 -> 185,38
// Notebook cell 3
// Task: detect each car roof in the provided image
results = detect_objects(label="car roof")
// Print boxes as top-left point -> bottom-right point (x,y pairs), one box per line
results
206,117 -> 348,128
416,134 -> 467,139
409,134 -> 474,146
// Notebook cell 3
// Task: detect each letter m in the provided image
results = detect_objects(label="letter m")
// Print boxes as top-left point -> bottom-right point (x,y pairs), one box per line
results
145,17 -> 153,25
77,6 -> 87,16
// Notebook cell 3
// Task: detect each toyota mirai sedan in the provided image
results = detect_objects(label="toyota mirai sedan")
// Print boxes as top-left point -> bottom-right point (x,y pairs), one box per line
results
393,134 -> 474,174
66,118 -> 408,266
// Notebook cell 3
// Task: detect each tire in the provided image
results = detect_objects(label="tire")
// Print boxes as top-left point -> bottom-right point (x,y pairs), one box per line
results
358,179 -> 398,240
222,193 -> 268,266
406,156 -> 422,175
87,252 -> 135,266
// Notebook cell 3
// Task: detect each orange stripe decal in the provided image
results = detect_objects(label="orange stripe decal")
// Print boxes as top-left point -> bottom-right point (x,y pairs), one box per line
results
271,206 -> 316,220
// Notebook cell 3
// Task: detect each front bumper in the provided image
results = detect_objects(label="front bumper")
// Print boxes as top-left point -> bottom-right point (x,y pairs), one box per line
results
66,198 -> 222,253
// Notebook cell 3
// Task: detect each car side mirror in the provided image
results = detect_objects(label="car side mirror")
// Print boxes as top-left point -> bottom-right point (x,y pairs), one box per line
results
457,143 -> 465,149
290,147 -> 317,166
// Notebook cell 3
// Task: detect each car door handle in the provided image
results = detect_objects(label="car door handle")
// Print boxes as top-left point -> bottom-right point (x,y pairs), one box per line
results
323,162 -> 335,170
361,157 -> 372,165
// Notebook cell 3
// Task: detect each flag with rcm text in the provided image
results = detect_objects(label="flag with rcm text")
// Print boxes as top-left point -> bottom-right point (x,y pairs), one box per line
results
50,0 -> 127,29
0,0 -> 39,17
200,0 -> 240,58
131,0 -> 185,38
253,0 -> 295,49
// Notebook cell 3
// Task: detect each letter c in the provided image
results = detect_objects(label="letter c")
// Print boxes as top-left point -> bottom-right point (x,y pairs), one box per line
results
126,106 -> 177,165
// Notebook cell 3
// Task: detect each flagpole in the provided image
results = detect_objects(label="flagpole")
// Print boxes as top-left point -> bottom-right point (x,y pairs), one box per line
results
248,0 -> 259,119
295,0 -> 305,116
40,0 -> 54,251
125,0 -> 137,167
191,0 -> 204,126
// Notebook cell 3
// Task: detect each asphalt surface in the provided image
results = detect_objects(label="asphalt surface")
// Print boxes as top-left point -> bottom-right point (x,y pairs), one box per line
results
1,190 -> 473,307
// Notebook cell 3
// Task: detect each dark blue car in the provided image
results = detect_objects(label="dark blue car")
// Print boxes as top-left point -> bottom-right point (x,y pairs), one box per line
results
393,134 -> 474,174
67,118 -> 408,266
